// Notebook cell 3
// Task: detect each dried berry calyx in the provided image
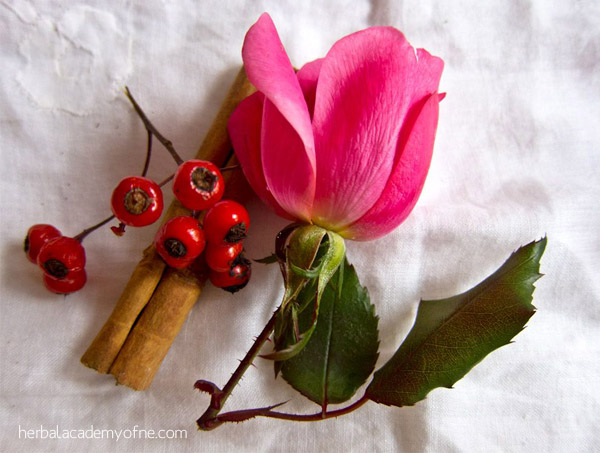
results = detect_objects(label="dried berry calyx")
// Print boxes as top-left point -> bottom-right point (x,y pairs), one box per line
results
43,258 -> 69,279
225,223 -> 247,243
164,238 -> 187,258
124,188 -> 152,215
192,166 -> 219,193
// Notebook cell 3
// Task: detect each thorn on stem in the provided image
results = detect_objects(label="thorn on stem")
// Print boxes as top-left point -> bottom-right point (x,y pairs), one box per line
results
194,380 -> 224,410
194,380 -> 222,395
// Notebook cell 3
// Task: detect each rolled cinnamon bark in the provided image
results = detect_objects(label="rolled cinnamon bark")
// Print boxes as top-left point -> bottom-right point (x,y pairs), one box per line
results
108,260 -> 207,390
79,245 -> 166,373
80,201 -> 190,373
81,67 -> 255,378
109,156 -> 249,390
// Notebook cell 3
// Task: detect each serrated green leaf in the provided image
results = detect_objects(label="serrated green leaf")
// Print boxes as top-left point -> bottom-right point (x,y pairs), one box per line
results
366,237 -> 546,407
281,257 -> 379,410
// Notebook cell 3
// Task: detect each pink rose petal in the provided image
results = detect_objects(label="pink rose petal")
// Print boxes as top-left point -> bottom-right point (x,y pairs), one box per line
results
228,92 -> 294,219
242,13 -> 316,220
296,58 -> 323,119
310,27 -> 442,229
261,97 -> 315,221
341,92 -> 442,240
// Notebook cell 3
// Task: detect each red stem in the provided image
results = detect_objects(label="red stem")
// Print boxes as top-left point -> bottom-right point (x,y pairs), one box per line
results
196,305 -> 370,430
216,395 -> 369,425
219,308 -> 279,400
264,396 -> 369,421
197,308 -> 280,429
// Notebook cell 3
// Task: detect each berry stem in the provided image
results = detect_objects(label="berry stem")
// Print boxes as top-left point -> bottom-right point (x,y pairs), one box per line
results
124,87 -> 185,166
141,130 -> 153,178
74,214 -> 116,242
157,174 -> 174,188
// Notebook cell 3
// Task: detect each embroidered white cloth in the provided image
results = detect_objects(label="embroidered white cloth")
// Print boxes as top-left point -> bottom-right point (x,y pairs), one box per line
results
1,1 -> 598,451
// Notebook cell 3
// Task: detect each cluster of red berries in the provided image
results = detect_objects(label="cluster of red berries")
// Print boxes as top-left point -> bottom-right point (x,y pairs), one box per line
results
24,88 -> 252,296
25,160 -> 251,295
24,225 -> 87,294
150,161 -> 252,293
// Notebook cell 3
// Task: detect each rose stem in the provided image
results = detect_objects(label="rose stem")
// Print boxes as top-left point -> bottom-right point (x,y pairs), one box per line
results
254,395 -> 369,421
124,86 -> 185,166
214,395 -> 369,425
196,308 -> 280,427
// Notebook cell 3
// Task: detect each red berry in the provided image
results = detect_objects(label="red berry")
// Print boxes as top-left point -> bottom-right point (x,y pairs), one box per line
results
37,237 -> 86,277
203,200 -> 249,244
154,216 -> 206,269
173,160 -> 224,211
208,254 -> 251,293
205,242 -> 243,272
111,176 -> 164,227
24,224 -> 62,263
43,269 -> 87,294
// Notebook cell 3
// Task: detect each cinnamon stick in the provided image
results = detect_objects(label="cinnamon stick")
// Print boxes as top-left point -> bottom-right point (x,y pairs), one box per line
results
81,67 -> 255,378
109,262 -> 207,390
79,245 -> 165,373
109,157 -> 249,389
80,202 -> 189,373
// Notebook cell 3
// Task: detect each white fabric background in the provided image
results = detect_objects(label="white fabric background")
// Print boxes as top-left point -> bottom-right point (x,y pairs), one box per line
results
1,1 -> 598,451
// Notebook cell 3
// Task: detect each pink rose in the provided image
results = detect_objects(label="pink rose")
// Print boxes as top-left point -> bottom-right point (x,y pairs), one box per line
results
229,13 -> 444,240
